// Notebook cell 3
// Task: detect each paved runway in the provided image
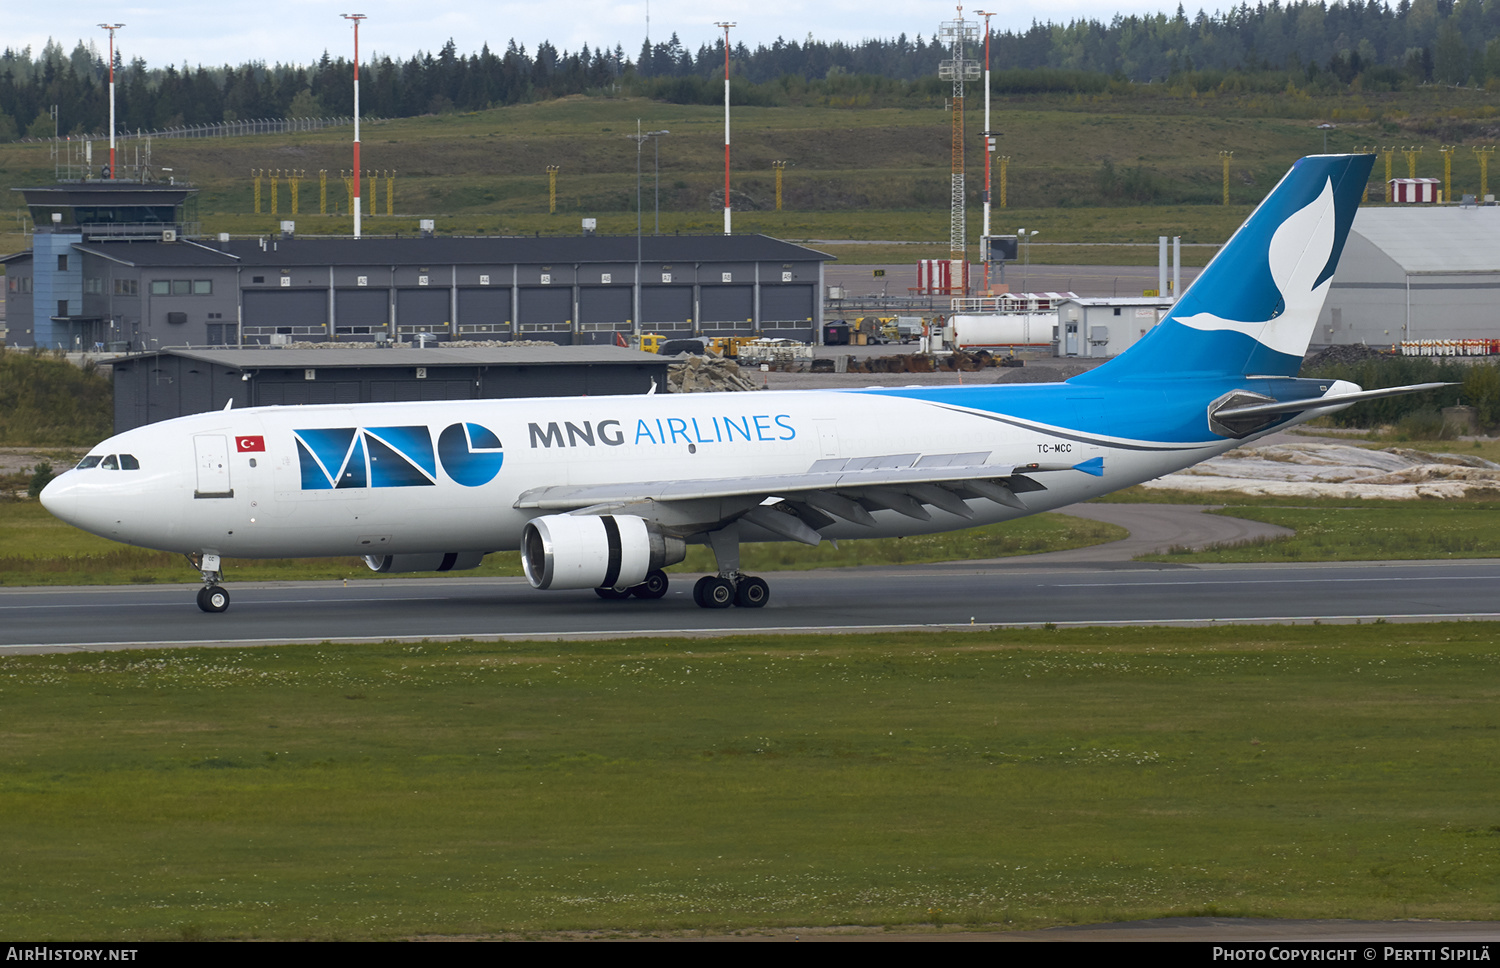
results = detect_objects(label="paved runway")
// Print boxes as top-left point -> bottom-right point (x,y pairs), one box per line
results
4,557 -> 1498,653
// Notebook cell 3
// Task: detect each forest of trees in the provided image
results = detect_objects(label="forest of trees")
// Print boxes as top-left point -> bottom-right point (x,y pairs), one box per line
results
2,0 -> 1498,140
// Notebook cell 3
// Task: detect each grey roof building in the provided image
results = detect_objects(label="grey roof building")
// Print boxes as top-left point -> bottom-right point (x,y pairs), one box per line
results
3,181 -> 834,352
1317,205 -> 1500,347
106,345 -> 671,432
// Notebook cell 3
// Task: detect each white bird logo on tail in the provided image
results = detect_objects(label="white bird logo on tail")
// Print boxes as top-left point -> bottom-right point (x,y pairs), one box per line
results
1174,176 -> 1337,358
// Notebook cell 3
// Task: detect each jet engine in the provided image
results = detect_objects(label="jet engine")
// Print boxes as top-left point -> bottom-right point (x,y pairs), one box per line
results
364,552 -> 488,573
521,514 -> 686,590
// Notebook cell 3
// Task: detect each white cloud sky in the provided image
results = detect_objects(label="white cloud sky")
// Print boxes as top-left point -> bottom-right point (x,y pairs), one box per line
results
9,2 -> 1189,68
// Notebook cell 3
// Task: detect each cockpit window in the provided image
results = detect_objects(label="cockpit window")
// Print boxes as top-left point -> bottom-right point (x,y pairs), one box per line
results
76,455 -> 102,469
100,455 -> 119,470
119,454 -> 140,470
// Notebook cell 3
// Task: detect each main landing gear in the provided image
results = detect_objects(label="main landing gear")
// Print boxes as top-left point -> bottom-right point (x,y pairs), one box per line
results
590,523 -> 774,610
692,523 -> 769,609
692,574 -> 768,609
187,552 -> 230,613
594,569 -> 670,601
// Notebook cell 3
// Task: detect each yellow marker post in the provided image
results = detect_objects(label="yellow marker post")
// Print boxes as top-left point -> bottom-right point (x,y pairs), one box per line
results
1475,147 -> 1496,202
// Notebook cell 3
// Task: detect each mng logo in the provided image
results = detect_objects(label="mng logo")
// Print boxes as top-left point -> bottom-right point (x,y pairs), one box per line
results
295,422 -> 502,489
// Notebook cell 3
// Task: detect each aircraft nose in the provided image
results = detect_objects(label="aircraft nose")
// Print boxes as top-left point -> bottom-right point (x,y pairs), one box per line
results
39,472 -> 84,526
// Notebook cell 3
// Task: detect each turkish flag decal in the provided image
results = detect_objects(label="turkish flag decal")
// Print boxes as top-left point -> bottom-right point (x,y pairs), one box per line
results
236,436 -> 266,452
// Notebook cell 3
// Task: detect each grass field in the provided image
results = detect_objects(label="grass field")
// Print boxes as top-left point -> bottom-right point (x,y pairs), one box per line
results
1145,502 -> 1500,563
0,498 -> 1125,586
3,624 -> 1498,939
7,87 -> 1497,258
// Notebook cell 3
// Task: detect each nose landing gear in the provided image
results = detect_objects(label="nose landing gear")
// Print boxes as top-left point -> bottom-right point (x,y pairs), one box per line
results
196,584 -> 230,613
187,552 -> 230,613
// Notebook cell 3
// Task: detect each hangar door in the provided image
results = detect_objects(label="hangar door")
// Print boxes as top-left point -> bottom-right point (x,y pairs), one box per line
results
335,289 -> 389,336
243,290 -> 327,337
255,380 -> 361,406
760,284 -> 815,339
396,289 -> 450,335
641,286 -> 693,331
578,287 -> 633,345
518,287 -> 573,344
699,285 -> 753,332
457,287 -> 512,336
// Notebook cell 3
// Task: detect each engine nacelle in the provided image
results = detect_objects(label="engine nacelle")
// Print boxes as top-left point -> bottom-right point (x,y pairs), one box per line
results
364,552 -> 487,573
521,514 -> 686,590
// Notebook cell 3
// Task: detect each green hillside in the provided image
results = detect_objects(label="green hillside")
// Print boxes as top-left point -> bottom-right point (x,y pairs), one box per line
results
3,88 -> 1495,263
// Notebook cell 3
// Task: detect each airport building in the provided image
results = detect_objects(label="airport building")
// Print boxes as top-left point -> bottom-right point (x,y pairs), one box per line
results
106,345 -> 672,432
1317,205 -> 1500,348
1055,297 -> 1175,358
3,182 -> 832,351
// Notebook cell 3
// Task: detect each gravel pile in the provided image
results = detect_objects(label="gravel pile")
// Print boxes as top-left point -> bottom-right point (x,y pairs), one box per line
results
668,355 -> 763,392
1302,344 -> 1390,369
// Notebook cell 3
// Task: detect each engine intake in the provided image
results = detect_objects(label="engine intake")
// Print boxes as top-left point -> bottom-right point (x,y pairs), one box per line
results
521,514 -> 686,590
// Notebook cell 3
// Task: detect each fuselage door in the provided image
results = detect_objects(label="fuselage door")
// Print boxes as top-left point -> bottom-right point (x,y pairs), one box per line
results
194,434 -> 234,499
815,418 -> 840,459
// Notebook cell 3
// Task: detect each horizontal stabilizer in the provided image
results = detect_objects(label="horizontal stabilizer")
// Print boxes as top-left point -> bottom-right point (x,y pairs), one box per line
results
1213,383 -> 1453,420
1073,457 -> 1105,477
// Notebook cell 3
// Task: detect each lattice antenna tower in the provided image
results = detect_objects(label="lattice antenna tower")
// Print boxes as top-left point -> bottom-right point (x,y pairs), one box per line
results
938,7 -> 980,265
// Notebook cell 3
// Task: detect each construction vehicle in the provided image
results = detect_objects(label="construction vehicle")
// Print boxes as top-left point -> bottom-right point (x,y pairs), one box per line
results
706,335 -> 756,358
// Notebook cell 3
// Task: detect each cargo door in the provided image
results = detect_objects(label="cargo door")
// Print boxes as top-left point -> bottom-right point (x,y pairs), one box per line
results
194,434 -> 234,499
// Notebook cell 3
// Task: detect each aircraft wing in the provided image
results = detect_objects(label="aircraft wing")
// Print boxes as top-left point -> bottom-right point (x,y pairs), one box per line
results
514,451 -> 1100,542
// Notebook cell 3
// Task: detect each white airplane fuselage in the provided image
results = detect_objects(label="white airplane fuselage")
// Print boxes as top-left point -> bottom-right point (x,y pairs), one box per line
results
43,154 -> 1405,611
45,383 -> 1268,561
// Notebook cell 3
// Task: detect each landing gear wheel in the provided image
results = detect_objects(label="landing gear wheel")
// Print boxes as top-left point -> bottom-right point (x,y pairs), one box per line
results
595,586 -> 632,600
631,569 -> 669,600
734,576 -> 770,608
197,585 -> 230,613
694,575 -> 735,609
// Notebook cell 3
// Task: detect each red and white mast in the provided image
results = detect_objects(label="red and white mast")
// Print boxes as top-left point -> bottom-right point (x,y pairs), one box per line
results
98,24 -> 124,180
342,13 -> 367,238
976,9 -> 994,292
715,22 -> 735,235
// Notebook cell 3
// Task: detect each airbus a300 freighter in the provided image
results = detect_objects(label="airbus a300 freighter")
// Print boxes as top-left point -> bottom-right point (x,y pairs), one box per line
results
43,154 -> 1436,612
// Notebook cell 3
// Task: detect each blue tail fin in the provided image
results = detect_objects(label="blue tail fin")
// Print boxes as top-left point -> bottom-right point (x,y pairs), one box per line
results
1071,153 -> 1374,386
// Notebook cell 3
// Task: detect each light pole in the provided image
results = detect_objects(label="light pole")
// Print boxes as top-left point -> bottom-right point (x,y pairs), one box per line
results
976,9 -> 995,292
647,129 -> 669,234
97,24 -> 124,180
341,13 -> 367,238
1318,122 -> 1335,153
1019,229 -> 1039,292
